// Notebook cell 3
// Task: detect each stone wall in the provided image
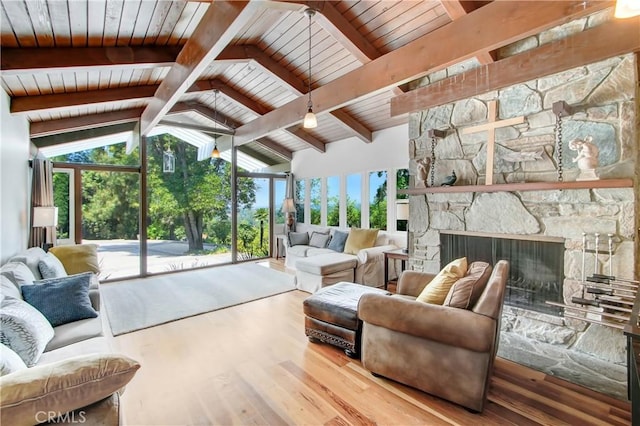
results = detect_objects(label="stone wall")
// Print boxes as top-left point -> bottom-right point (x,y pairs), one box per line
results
405,15 -> 639,395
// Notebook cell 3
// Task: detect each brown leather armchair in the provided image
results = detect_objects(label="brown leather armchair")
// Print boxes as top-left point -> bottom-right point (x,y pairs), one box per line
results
358,260 -> 509,412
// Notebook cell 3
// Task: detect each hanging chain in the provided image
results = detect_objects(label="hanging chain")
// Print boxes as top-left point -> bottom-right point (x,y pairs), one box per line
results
555,113 -> 564,182
307,9 -> 314,109
430,135 -> 436,187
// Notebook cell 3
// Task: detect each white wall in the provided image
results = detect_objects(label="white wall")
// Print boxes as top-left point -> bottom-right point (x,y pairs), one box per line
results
0,87 -> 30,263
291,124 -> 409,177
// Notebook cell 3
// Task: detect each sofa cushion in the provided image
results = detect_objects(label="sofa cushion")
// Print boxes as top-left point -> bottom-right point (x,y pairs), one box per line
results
296,253 -> 358,276
0,297 -> 54,367
45,317 -> 104,353
0,353 -> 140,425
38,252 -> 68,279
309,232 -> 331,248
22,273 -> 98,327
48,244 -> 100,275
287,231 -> 309,246
1,276 -> 22,301
344,228 -> 379,255
0,342 -> 27,376
287,245 -> 310,257
7,247 -> 47,281
444,262 -> 493,309
416,257 -> 468,305
328,230 -> 349,252
306,248 -> 335,257
0,262 -> 36,288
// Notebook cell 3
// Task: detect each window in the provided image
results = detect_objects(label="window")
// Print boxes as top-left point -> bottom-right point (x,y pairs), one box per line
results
327,176 -> 340,226
237,177 -> 270,261
274,179 -> 286,225
346,174 -> 361,228
310,178 -> 321,225
396,168 -> 409,231
295,179 -> 305,224
369,171 -> 387,230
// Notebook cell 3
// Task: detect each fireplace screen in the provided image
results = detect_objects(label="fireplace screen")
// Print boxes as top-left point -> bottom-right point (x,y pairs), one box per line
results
440,233 -> 564,316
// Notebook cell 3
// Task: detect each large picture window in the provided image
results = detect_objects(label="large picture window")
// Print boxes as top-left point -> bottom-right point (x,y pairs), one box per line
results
346,174 -> 361,228
396,168 -> 409,231
327,176 -> 340,227
369,171 -> 387,230
295,179 -> 305,224
310,178 -> 321,225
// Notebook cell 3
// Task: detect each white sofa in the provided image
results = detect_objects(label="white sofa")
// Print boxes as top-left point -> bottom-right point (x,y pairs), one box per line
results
284,224 -> 406,290
0,247 -> 139,426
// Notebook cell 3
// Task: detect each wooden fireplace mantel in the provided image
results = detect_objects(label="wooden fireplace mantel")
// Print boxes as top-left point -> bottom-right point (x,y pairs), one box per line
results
398,178 -> 634,195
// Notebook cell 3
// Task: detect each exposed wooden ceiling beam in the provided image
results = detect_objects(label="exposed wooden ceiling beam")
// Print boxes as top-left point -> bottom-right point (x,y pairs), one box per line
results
11,86 -> 157,114
32,122 -> 136,147
390,16 -> 640,116
439,0 -> 495,65
237,145 -> 280,166
172,102 -> 293,160
234,0 -> 608,145
283,125 -> 325,153
220,44 -> 370,143
139,1 -> 255,136
158,120 -> 234,136
1,46 -> 181,74
30,108 -> 144,138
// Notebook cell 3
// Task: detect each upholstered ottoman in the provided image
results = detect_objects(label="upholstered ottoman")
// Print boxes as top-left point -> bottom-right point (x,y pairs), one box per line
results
303,282 -> 391,358
295,253 -> 358,293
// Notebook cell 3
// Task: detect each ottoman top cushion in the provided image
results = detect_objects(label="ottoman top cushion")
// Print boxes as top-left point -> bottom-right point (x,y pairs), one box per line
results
296,253 -> 358,276
303,282 -> 391,330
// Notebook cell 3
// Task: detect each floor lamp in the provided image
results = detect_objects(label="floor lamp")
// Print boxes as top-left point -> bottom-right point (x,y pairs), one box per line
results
396,200 -> 409,253
33,206 -> 58,252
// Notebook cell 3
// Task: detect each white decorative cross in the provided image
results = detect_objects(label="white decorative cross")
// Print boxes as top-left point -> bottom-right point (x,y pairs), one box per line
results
462,100 -> 524,185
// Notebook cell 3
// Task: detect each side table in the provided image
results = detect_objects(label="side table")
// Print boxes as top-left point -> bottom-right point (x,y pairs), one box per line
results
383,248 -> 408,291
275,234 -> 286,259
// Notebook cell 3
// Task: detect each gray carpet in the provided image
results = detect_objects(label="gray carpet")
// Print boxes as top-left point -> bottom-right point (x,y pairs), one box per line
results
101,263 -> 295,336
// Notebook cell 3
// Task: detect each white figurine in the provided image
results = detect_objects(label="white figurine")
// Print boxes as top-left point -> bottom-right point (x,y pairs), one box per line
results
569,136 -> 599,181
416,157 -> 430,187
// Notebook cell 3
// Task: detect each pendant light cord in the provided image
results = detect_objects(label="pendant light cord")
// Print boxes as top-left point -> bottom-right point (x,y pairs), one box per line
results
307,9 -> 313,110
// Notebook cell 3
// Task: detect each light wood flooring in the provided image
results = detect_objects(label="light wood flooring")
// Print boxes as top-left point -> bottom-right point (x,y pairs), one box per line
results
109,260 -> 631,425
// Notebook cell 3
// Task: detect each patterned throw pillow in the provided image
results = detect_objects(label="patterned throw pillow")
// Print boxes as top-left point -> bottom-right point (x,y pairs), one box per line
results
0,342 -> 27,376
0,297 -> 54,366
38,253 -> 68,279
22,273 -> 98,327
309,232 -> 331,248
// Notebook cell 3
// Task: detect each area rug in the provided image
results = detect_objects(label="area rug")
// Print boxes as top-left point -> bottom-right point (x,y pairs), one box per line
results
101,263 -> 295,336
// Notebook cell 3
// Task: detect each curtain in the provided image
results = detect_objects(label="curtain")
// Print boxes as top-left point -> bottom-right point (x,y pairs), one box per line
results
29,158 -> 57,249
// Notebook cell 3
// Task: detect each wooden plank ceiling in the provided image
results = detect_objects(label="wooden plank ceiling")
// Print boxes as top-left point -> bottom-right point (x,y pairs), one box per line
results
0,0 -> 611,167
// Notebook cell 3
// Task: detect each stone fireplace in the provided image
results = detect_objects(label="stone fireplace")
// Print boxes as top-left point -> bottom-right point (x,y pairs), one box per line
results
440,232 -> 565,316
404,23 -> 638,398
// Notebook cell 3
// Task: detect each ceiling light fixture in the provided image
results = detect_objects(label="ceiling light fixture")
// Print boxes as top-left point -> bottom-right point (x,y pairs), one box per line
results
615,0 -> 640,18
211,89 -> 221,159
303,8 -> 317,129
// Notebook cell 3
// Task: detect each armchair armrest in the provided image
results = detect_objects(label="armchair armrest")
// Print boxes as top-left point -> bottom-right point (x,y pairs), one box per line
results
358,293 -> 496,353
396,270 -> 436,298
357,244 -> 397,264
0,353 -> 140,426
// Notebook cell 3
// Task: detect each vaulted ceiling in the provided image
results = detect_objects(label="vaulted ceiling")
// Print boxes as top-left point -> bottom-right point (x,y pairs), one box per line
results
0,0 -> 615,168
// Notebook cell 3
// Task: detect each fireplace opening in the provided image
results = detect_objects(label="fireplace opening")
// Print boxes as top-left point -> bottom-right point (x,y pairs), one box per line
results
440,232 -> 564,316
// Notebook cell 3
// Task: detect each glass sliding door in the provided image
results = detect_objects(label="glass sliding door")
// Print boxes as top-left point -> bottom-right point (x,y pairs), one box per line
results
81,170 -> 140,280
236,177 -> 270,260
52,168 -> 74,245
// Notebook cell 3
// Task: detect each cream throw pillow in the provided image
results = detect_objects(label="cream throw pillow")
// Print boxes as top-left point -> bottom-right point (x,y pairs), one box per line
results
0,353 -> 140,425
343,228 -> 379,255
416,257 -> 468,304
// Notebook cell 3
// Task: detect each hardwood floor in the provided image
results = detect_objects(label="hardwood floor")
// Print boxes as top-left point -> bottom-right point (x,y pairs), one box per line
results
110,260 -> 630,425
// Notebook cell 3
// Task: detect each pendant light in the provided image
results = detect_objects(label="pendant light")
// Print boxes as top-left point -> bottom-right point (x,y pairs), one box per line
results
303,8 -> 317,129
211,89 -> 221,158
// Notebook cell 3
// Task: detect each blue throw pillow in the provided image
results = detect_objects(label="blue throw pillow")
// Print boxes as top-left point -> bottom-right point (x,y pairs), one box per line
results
21,273 -> 98,327
328,230 -> 349,252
